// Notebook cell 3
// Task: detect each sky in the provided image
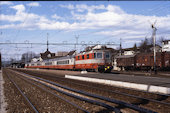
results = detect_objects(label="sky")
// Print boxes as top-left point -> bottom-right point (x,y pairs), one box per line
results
0,1 -> 170,61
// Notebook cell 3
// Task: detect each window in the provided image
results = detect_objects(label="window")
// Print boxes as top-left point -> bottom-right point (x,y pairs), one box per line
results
78,56 -> 80,60
37,63 -> 41,66
164,41 -> 168,45
82,55 -> 84,59
47,54 -> 51,58
142,56 -> 145,60
150,56 -> 153,59
45,62 -> 52,65
94,53 -> 96,58
57,60 -> 69,65
97,53 -> 102,58
87,54 -> 89,59
105,52 -> 110,59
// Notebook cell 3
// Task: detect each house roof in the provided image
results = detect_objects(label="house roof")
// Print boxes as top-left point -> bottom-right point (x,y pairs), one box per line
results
115,54 -> 136,58
162,40 -> 170,42
40,50 -> 55,60
67,50 -> 76,56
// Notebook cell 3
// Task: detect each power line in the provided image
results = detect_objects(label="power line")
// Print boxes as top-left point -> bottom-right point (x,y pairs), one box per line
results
14,6 -> 33,42
0,42 -> 119,46
77,1 -> 169,38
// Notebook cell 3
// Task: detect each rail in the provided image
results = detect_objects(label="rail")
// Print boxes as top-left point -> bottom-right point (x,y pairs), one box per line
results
17,69 -> 170,106
6,73 -> 39,113
14,70 -> 156,113
12,70 -> 121,113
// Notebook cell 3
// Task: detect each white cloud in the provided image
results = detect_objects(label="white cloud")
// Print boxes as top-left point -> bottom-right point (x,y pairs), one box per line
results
60,4 -> 106,13
0,4 -> 39,22
1,3 -> 170,46
10,4 -> 25,14
51,14 -> 62,20
106,5 -> 125,14
27,2 -> 40,7
76,4 -> 106,13
0,1 -> 13,5
59,4 -> 74,10
37,21 -> 70,30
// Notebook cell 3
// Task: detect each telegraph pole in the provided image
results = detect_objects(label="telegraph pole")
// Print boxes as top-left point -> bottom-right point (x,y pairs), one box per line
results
47,33 -> 49,51
75,35 -> 79,52
151,22 -> 157,74
119,38 -> 122,55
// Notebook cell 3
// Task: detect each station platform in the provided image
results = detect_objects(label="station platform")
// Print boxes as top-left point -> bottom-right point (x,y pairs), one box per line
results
65,73 -> 170,94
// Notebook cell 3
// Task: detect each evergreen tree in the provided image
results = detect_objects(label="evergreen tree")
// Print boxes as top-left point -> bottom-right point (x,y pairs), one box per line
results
133,43 -> 137,52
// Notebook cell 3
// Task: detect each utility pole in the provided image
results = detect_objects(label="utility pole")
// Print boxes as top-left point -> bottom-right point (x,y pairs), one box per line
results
151,21 -> 157,75
119,38 -> 122,55
47,33 -> 49,51
75,35 -> 79,52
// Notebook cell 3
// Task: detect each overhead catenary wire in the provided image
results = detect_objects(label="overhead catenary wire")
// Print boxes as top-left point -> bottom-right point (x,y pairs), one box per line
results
14,5 -> 33,42
77,1 -> 169,41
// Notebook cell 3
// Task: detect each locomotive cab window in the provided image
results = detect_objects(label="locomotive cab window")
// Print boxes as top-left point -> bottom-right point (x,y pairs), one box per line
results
97,53 -> 102,58
78,56 -> 80,60
82,55 -> 84,59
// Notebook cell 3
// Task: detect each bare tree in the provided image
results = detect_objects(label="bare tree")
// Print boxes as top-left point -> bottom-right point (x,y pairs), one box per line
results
21,52 -> 38,63
139,38 -> 151,53
157,36 -> 165,46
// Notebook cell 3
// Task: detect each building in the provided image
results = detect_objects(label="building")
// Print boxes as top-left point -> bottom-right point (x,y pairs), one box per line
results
162,40 -> 170,52
150,45 -> 162,52
55,51 -> 69,56
121,47 -> 140,56
40,37 -> 56,60
31,57 -> 43,62
40,49 -> 55,60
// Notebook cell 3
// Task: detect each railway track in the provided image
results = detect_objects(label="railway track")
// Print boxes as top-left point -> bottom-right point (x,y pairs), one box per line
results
5,72 -> 39,113
3,69 -> 90,113
7,69 -> 159,113
15,69 -> 170,103
13,68 -> 170,113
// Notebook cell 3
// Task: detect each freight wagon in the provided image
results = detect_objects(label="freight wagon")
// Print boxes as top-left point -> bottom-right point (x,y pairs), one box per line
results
116,52 -> 170,71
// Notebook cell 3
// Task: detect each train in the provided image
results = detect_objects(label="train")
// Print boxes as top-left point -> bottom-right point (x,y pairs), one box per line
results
116,52 -> 170,71
25,48 -> 113,73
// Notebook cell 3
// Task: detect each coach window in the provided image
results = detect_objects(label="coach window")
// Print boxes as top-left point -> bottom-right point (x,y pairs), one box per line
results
97,53 -> 102,58
87,54 -> 89,59
82,55 -> 84,59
